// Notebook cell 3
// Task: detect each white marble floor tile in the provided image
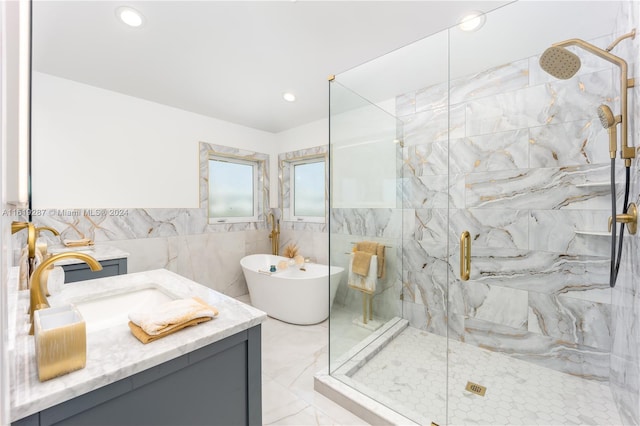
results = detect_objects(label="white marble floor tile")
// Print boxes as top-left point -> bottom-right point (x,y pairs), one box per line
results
237,296 -> 369,425
329,305 -> 374,364
350,326 -> 623,426
245,293 -> 626,425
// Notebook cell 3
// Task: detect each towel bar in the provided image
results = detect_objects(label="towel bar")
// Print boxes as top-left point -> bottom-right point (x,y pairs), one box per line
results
349,242 -> 392,248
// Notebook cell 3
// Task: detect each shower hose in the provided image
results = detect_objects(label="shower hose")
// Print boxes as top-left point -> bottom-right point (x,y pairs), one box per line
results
610,159 -> 630,287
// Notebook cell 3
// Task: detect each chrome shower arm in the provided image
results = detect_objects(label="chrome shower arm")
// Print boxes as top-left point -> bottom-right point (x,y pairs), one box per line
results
606,29 -> 636,52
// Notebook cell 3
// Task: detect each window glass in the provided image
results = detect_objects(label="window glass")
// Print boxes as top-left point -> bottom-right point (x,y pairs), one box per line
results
209,158 -> 255,220
293,160 -> 325,219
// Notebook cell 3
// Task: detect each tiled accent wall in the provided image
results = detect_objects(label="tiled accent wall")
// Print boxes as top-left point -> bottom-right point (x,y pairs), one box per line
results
23,142 -> 274,297
22,142 -> 332,298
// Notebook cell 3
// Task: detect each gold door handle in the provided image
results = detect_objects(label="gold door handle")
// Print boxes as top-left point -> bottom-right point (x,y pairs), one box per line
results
460,231 -> 471,281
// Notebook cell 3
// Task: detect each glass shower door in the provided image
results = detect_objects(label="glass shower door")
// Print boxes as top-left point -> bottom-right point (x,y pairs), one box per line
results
328,79 -> 403,368
328,27 -> 450,424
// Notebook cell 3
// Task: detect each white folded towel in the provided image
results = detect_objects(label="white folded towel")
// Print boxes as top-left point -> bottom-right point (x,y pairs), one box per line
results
128,297 -> 218,336
46,266 -> 65,295
18,246 -> 45,291
348,253 -> 378,293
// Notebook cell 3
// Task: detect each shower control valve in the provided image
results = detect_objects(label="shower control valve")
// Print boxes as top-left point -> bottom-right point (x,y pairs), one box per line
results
609,203 -> 638,235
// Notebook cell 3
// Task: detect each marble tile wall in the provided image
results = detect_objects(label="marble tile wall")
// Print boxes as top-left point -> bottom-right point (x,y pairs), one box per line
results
609,2 -> 640,425
394,28 -> 633,384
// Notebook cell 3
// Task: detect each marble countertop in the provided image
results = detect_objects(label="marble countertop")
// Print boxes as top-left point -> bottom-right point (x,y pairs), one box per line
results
46,244 -> 130,265
9,268 -> 267,422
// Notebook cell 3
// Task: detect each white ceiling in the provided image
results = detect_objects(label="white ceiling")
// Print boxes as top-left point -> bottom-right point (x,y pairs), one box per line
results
31,0 -> 513,134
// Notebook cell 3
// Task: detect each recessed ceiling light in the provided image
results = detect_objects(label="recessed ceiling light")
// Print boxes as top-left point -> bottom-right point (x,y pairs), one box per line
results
283,92 -> 296,102
116,6 -> 145,28
458,11 -> 486,32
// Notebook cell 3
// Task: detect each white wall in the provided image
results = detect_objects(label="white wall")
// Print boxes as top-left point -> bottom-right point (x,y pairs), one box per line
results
32,72 -> 397,213
276,118 -> 328,153
31,72 -> 277,209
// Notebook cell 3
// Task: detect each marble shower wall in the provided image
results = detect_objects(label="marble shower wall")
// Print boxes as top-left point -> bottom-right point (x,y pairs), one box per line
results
609,2 -> 640,425
330,209 -> 403,324
397,31 -> 626,382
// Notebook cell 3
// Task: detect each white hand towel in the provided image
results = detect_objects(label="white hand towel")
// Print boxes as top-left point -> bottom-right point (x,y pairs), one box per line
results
348,253 -> 377,293
128,297 -> 218,336
47,266 -> 65,295
18,246 -> 45,291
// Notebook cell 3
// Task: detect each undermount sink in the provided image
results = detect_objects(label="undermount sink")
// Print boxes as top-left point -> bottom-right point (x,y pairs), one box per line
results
65,285 -> 178,333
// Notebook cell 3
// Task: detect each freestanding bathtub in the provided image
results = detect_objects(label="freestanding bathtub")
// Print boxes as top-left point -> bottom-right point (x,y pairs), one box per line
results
240,254 -> 344,325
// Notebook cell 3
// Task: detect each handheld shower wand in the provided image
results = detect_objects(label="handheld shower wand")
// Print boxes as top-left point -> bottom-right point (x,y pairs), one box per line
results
597,105 -> 621,159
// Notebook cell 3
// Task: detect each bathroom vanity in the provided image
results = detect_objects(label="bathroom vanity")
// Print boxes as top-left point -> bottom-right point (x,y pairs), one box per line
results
8,269 -> 266,426
48,245 -> 129,283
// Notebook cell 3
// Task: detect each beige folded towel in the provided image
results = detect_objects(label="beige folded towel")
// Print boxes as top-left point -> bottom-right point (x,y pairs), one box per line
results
128,296 -> 218,336
352,251 -> 372,276
63,238 -> 94,247
356,241 -> 385,279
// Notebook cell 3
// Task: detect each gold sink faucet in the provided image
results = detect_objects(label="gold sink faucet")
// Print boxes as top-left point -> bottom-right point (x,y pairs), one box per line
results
12,221 -> 36,258
28,252 -> 103,335
36,226 -> 60,239
268,212 -> 280,256
12,222 -> 61,276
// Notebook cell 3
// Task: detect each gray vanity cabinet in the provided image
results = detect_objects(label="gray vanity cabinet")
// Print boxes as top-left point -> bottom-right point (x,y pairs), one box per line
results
12,325 -> 262,426
62,258 -> 128,283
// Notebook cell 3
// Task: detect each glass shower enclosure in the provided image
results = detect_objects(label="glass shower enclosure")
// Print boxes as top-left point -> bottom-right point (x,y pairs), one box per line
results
328,2 -> 635,425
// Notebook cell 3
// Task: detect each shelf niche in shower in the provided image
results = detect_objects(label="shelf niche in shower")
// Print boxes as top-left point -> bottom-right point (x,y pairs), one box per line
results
574,230 -> 611,236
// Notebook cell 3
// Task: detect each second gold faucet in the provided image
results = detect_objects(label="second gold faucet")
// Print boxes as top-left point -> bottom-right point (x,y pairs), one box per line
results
268,212 -> 280,256
28,252 -> 103,335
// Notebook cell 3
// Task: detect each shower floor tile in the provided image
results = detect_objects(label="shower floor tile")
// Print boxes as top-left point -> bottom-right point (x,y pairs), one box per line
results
350,326 -> 622,426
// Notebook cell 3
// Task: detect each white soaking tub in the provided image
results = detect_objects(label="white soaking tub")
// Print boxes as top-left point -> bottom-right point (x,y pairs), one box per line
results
240,254 -> 344,325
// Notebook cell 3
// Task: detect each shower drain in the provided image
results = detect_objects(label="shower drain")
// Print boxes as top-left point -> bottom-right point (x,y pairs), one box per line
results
465,381 -> 487,396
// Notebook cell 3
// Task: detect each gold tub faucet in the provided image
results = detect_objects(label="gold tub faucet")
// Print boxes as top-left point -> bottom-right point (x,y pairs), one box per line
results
268,212 -> 280,256
28,252 -> 103,335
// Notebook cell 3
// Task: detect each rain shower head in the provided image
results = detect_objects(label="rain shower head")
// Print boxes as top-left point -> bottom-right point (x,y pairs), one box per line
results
540,29 -> 637,163
539,46 -> 581,80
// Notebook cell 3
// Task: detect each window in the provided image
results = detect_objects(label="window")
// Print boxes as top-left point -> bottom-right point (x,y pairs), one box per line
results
290,158 -> 325,222
208,156 -> 259,223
